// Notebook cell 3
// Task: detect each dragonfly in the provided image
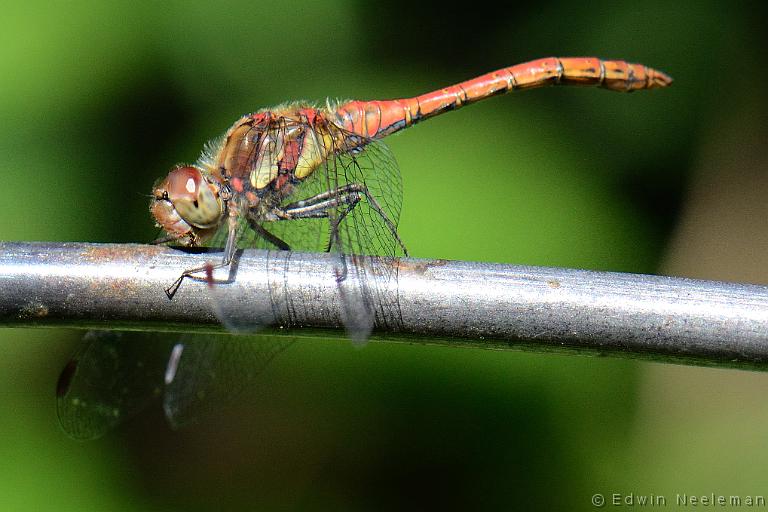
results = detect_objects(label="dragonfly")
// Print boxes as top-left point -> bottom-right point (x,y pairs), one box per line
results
151,56 -> 671,336
58,57 -> 671,439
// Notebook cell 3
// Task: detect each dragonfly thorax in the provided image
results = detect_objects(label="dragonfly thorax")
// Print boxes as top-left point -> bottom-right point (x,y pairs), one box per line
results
218,109 -> 338,190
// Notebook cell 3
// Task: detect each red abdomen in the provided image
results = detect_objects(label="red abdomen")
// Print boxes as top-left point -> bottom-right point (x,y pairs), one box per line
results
335,57 -> 672,139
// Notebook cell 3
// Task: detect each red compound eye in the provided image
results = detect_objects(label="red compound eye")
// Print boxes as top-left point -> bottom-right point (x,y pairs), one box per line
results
155,166 -> 223,229
166,166 -> 205,204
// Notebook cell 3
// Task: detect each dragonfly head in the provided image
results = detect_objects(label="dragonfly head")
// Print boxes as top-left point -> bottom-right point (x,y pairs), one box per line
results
151,165 -> 224,245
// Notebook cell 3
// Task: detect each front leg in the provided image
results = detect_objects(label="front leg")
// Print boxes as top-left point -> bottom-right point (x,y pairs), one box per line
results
165,215 -> 241,298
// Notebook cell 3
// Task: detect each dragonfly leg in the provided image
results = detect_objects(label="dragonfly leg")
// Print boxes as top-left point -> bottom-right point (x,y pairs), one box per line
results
325,196 -> 362,253
279,191 -> 354,282
278,183 -> 408,256
246,215 -> 291,250
165,216 -> 240,298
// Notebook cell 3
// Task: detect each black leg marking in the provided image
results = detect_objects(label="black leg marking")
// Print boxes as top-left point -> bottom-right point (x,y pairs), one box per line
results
276,183 -> 408,256
247,216 -> 291,250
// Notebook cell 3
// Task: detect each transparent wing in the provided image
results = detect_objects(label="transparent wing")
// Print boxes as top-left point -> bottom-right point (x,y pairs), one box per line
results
321,127 -> 406,340
57,331 -> 293,439
206,121 -> 404,255
162,333 -> 293,429
267,138 -> 402,255
205,118 -> 406,339
56,331 -> 174,440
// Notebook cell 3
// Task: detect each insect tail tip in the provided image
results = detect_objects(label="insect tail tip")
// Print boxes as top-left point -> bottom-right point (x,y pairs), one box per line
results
651,69 -> 674,88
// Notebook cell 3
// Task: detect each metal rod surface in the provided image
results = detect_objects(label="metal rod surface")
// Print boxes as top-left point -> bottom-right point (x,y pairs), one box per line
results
2,242 -> 768,370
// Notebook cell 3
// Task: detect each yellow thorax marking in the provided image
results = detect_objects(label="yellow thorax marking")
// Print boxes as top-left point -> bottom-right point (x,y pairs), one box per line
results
293,124 -> 334,180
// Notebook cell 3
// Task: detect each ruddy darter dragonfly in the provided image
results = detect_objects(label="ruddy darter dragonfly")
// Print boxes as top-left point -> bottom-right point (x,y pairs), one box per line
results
58,57 -> 671,438
151,56 -> 671,337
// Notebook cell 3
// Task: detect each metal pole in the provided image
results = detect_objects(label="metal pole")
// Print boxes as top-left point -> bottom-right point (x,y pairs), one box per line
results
2,241 -> 768,370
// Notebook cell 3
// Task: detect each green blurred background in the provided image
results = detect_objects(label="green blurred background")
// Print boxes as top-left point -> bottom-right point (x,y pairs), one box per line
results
2,1 -> 768,510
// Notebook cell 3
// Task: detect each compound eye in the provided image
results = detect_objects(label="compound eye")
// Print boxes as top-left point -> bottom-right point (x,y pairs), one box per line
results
164,166 -> 222,228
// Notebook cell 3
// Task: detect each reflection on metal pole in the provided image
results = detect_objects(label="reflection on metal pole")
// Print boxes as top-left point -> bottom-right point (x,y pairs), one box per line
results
2,242 -> 768,370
